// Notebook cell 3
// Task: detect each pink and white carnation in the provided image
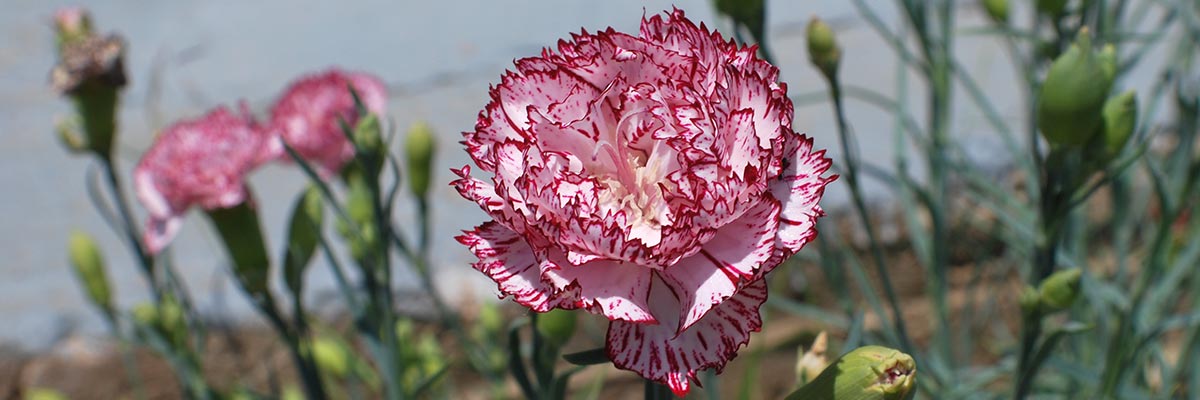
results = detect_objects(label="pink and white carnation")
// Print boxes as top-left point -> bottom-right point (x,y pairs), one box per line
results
135,105 -> 273,254
269,69 -> 387,176
454,9 -> 834,396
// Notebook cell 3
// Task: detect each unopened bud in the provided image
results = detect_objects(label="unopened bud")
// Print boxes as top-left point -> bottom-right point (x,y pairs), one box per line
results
786,345 -> 916,400
50,8 -> 126,159
353,113 -> 384,174
806,17 -> 841,79
795,331 -> 829,386
67,230 -> 113,313
1019,285 -> 1042,316
405,122 -> 437,198
1038,28 -> 1112,146
536,309 -> 578,347
983,0 -> 1009,24
132,302 -> 159,327
1039,268 -> 1082,311
1087,90 -> 1138,164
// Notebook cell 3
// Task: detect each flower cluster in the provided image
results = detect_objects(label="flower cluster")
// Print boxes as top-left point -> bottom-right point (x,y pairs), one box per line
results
135,69 -> 386,253
455,9 -> 833,395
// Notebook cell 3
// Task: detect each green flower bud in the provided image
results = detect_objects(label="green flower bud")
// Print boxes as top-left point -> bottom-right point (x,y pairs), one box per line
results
353,113 -> 384,175
67,230 -> 112,313
1019,285 -> 1042,316
1039,268 -> 1082,311
536,309 -> 578,347
131,302 -> 159,327
405,122 -> 437,198
983,0 -> 1010,24
205,201 -> 271,295
338,177 -> 379,263
1097,90 -> 1137,161
283,186 -> 324,297
281,386 -> 305,400
157,295 -> 188,348
1036,0 -> 1069,17
1037,28 -> 1113,146
806,17 -> 841,79
417,334 -> 446,374
313,337 -> 351,378
786,345 -> 916,400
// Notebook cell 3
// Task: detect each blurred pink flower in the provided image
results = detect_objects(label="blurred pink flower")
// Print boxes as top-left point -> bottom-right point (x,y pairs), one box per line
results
269,69 -> 387,176
135,105 -> 273,254
454,9 -> 833,395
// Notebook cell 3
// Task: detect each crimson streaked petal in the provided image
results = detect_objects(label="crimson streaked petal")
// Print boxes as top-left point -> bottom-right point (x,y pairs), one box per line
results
661,198 -> 779,332
457,222 -> 568,312
607,276 -> 768,397
770,135 -> 835,256
541,256 -> 656,323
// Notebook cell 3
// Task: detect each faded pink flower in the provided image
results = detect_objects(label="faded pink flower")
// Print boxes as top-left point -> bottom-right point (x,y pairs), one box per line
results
135,105 -> 273,254
269,69 -> 387,176
454,9 -> 834,396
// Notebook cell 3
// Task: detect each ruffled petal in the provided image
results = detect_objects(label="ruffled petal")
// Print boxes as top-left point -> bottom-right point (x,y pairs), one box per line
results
540,255 -> 656,323
607,276 -> 768,397
457,222 -> 567,312
660,198 -> 779,332
770,135 -> 835,256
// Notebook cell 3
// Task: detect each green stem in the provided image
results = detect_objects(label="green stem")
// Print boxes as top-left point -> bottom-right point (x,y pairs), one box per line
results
827,77 -> 914,354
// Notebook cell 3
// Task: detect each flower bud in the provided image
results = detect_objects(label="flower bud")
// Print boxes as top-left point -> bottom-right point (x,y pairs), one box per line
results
353,113 -> 385,175
1039,268 -> 1082,311
67,230 -> 113,313
786,345 -> 916,400
405,122 -> 437,198
983,0 -> 1010,24
806,17 -> 841,79
1101,91 -> 1137,155
338,177 -> 379,263
205,200 -> 271,296
536,309 -> 578,347
1036,0 -> 1069,17
313,337 -> 351,378
795,331 -> 829,387
283,186 -> 324,297
26,388 -> 68,400
131,302 -> 159,327
1037,28 -> 1113,146
157,296 -> 189,348
1019,285 -> 1042,316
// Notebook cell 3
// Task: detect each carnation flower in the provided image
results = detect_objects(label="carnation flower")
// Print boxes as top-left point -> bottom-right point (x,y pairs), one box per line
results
135,105 -> 273,254
269,69 -> 387,176
454,9 -> 833,395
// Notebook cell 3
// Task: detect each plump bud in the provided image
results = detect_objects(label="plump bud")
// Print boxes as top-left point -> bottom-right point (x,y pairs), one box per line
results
1094,90 -> 1138,162
313,337 -> 352,377
132,302 -> 159,327
283,186 -> 324,297
1039,268 -> 1082,311
338,176 -> 379,263
353,113 -> 384,175
206,200 -> 271,296
405,122 -> 437,198
67,230 -> 112,313
983,0 -> 1010,24
795,331 -> 830,387
1019,285 -> 1042,316
786,345 -> 916,400
806,17 -> 841,79
1036,0 -> 1069,17
1038,28 -> 1113,146
536,309 -> 578,347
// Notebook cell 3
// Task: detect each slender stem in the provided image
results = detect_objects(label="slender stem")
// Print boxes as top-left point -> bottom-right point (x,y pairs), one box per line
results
827,78 -> 914,354
259,294 -> 328,400
98,155 -> 160,299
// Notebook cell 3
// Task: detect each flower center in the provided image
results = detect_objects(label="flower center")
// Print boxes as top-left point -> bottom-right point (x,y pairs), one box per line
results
593,109 -> 675,247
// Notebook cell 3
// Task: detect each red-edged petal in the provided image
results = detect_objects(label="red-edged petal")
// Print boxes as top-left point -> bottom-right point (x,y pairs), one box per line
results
540,255 -> 656,323
660,198 -> 779,332
457,222 -> 568,312
607,276 -> 768,397
770,135 -> 835,256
